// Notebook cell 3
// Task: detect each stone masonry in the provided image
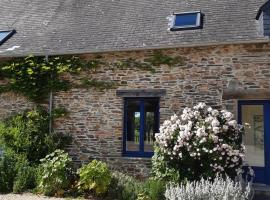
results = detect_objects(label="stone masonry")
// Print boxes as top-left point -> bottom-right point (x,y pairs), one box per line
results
0,42 -> 270,178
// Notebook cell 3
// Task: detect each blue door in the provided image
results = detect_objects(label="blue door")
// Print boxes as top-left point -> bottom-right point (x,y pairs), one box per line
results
238,100 -> 270,184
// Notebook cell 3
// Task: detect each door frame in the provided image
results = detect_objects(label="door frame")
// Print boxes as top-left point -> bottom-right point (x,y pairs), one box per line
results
238,100 -> 270,185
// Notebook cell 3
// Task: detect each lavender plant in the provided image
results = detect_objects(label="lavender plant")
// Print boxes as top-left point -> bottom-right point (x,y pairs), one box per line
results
164,175 -> 253,200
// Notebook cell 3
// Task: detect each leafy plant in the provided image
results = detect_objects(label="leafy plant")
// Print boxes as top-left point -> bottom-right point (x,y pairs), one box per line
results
13,156 -> 37,193
144,51 -> 185,67
108,172 -> 165,200
37,149 -> 73,196
138,179 -> 165,200
107,171 -> 140,200
112,58 -> 155,72
0,149 -> 38,194
77,160 -> 111,195
0,107 -> 71,163
0,150 -> 17,193
0,55 -> 84,101
79,78 -> 119,91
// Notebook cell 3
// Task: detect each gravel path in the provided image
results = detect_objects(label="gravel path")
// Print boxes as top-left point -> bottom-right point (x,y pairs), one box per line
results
0,193 -> 74,200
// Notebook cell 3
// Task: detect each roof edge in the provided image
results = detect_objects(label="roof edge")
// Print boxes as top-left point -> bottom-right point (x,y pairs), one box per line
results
1,38 -> 270,58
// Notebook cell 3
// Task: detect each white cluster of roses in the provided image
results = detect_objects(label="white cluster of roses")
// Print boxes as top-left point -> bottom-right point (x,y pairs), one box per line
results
155,102 -> 245,174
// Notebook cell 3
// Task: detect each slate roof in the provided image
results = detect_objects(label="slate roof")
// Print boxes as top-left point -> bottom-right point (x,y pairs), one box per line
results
0,0 -> 269,57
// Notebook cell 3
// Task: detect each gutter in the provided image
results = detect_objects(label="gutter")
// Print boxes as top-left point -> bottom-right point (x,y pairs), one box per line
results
45,55 -> 53,134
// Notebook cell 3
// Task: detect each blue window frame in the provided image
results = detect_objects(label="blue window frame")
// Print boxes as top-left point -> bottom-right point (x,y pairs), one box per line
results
170,11 -> 202,31
238,100 -> 270,185
123,98 -> 159,157
0,30 -> 16,46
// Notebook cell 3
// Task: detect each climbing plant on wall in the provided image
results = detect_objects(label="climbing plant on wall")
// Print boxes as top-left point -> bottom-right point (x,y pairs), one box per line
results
0,55 -> 83,101
0,51 -> 185,102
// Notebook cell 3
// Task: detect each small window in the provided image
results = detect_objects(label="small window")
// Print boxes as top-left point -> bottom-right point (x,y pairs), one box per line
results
169,11 -> 202,31
0,30 -> 16,46
123,98 -> 159,157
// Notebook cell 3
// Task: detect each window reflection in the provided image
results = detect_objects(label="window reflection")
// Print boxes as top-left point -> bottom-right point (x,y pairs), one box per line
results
242,105 -> 264,167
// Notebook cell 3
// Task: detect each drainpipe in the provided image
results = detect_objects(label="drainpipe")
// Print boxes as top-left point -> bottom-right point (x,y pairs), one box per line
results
45,55 -> 53,134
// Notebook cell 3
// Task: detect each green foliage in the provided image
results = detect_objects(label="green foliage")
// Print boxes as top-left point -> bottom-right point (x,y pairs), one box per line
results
113,58 -> 155,73
77,160 -> 112,195
0,107 -> 71,164
0,53 -> 184,101
108,172 -> 165,200
13,156 -> 37,193
0,150 -> 37,194
138,179 -> 165,200
144,51 -> 185,67
37,149 -> 73,196
151,146 -> 180,183
79,78 -> 119,91
52,107 -> 69,119
0,150 -> 17,193
0,55 -> 84,101
108,171 -> 140,200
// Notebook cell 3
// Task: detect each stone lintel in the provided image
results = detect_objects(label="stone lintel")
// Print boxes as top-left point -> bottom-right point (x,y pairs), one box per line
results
116,89 -> 166,97
223,89 -> 270,100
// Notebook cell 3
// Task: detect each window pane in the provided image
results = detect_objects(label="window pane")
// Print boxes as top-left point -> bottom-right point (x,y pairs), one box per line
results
242,105 -> 264,167
174,13 -> 198,27
0,32 -> 10,41
144,99 -> 159,152
126,100 -> 140,152
144,112 -> 155,152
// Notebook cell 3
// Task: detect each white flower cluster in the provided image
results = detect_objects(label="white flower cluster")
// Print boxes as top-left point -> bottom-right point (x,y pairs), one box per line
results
165,175 -> 253,200
155,102 -> 245,175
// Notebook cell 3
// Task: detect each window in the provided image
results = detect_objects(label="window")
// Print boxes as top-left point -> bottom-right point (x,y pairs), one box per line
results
123,98 -> 159,157
0,30 -> 16,46
169,11 -> 202,31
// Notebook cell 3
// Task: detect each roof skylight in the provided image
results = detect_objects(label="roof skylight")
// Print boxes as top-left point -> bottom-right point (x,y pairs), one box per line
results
0,30 -> 16,46
168,11 -> 203,31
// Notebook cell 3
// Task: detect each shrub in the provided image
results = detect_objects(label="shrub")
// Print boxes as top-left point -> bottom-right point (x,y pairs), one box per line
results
13,158 -> 37,193
0,150 -> 17,193
0,150 -> 37,194
108,172 -> 165,200
37,149 -> 73,196
138,179 -> 165,200
153,102 -> 245,182
165,175 -> 253,200
0,107 -> 71,164
108,171 -> 139,200
77,160 -> 111,196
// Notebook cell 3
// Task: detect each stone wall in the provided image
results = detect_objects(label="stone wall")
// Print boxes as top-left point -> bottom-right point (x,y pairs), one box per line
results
0,42 -> 270,177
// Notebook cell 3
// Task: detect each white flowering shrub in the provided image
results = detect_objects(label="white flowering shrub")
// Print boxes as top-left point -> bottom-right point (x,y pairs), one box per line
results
165,175 -> 253,200
152,103 -> 245,182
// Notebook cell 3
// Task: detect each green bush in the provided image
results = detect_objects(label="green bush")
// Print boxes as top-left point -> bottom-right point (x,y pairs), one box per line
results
0,107 -> 71,164
37,149 -> 72,196
13,158 -> 37,193
108,172 -> 165,200
0,150 -> 38,194
0,150 -> 17,193
77,160 -> 111,195
138,179 -> 165,200
107,171 -> 139,200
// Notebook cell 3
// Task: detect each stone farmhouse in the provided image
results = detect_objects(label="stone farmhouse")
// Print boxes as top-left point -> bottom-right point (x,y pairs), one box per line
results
0,0 -> 270,184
